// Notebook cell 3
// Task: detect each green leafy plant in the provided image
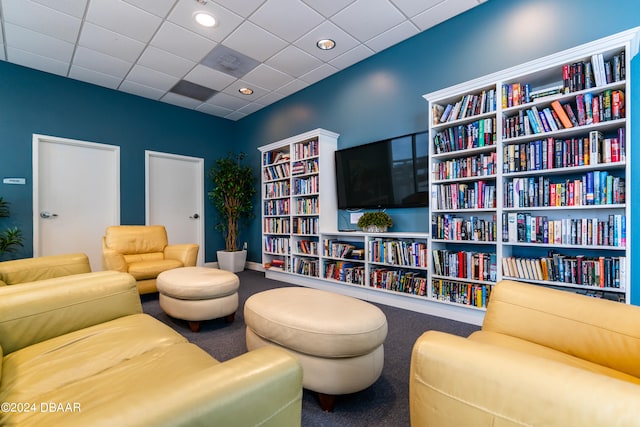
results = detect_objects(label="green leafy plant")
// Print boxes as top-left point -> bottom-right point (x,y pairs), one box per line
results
0,197 -> 24,257
208,152 -> 257,252
357,211 -> 393,230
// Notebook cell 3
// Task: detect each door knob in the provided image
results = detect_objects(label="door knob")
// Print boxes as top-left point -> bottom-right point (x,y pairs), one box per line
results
190,213 -> 200,219
40,211 -> 58,219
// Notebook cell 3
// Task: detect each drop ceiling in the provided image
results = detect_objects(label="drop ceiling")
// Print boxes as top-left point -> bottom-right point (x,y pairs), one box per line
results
0,0 -> 486,121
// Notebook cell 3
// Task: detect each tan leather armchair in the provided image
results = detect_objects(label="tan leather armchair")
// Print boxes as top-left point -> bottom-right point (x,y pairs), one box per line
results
102,225 -> 198,294
410,280 -> 640,426
0,252 -> 91,286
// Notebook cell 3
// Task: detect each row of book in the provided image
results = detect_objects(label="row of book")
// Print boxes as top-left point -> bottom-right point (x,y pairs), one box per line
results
504,90 -> 624,139
369,269 -> 427,296
265,258 -> 288,271
263,199 -> 289,216
264,181 -> 290,199
292,217 -> 318,235
504,171 -> 625,209
292,175 -> 318,195
293,138 -> 319,160
294,197 -> 318,215
263,217 -> 290,234
430,279 -> 490,308
263,236 -> 289,254
502,212 -> 626,247
323,261 -> 364,284
563,51 -> 625,93
263,162 -> 290,181
433,180 -> 496,210
293,257 -> 318,276
432,89 -> 497,124
431,250 -> 498,283
432,118 -> 496,154
263,150 -> 290,166
296,239 -> 318,256
502,254 -> 625,289
368,239 -> 428,268
291,159 -> 318,175
503,129 -> 625,174
431,214 -> 498,243
323,239 -> 364,259
432,152 -> 497,181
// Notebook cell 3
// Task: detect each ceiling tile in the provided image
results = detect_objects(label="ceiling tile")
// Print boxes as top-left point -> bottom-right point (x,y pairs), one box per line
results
206,92 -> 251,110
138,46 -> 195,78
299,63 -> 338,84
69,65 -> 122,89
6,47 -> 69,76
150,22 -> 216,63
86,0 -> 162,43
119,80 -> 166,99
222,21 -> 288,62
302,0 -> 357,18
237,102 -> 265,115
242,64 -> 293,91
79,22 -> 146,62
411,0 -> 477,31
196,102 -> 234,117
183,64 -> 237,91
211,0 -> 266,18
123,0 -> 177,17
251,0 -> 324,43
125,64 -> 179,91
276,78 -> 309,97
331,0 -> 406,42
32,0 -> 89,18
73,46 -> 133,78
4,23 -> 75,64
225,110 -> 247,120
329,44 -> 374,70
167,0 -> 243,43
2,0 -> 82,43
256,91 -> 287,106
389,0 -> 444,17
266,45 -> 323,78
161,91 -> 203,109
293,20 -> 360,61
365,20 -> 419,52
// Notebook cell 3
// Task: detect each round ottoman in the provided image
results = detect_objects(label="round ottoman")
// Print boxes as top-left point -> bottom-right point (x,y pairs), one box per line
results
157,266 -> 239,332
244,287 -> 387,412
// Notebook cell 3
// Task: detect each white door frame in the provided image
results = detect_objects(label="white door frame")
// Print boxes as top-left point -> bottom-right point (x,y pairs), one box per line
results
32,133 -> 120,259
145,150 -> 205,266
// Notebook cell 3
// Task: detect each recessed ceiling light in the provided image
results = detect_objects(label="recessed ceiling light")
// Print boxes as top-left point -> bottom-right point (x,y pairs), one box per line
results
194,12 -> 216,27
316,39 -> 336,50
239,87 -> 254,95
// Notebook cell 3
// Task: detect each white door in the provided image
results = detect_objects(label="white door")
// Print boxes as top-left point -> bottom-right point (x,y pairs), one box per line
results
145,151 -> 204,266
33,134 -> 120,271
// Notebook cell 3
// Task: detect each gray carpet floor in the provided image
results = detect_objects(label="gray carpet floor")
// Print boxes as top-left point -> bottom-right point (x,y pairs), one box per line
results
141,270 -> 480,427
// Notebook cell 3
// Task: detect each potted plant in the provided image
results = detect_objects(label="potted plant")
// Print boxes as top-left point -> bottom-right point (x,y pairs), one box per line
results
0,196 -> 24,259
357,211 -> 393,233
208,152 -> 256,272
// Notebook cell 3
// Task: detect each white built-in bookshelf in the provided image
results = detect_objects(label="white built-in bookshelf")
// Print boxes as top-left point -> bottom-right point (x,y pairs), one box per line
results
425,27 -> 638,315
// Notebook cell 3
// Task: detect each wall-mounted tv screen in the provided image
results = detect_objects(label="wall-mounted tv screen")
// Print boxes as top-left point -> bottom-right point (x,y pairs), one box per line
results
335,131 -> 428,210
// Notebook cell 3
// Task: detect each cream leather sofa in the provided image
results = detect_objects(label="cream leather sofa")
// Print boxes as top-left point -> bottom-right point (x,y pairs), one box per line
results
102,225 -> 198,294
0,252 -> 91,286
0,270 -> 303,427
410,280 -> 640,427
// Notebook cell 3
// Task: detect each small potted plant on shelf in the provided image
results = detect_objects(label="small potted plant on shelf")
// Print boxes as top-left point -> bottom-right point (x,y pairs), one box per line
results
208,152 -> 256,272
357,211 -> 393,233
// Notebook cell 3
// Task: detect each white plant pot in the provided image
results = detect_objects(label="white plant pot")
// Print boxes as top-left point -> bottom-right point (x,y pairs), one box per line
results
216,249 -> 247,273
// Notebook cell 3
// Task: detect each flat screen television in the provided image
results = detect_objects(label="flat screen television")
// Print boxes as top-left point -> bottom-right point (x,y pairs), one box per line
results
335,131 -> 429,209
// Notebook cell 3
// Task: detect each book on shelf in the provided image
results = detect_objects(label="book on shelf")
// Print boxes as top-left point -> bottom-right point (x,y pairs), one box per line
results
550,100 -> 573,128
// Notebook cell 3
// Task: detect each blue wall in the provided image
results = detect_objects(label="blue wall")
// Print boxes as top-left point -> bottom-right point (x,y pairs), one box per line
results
236,0 -> 640,303
1,0 -> 639,302
0,61 -> 235,261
